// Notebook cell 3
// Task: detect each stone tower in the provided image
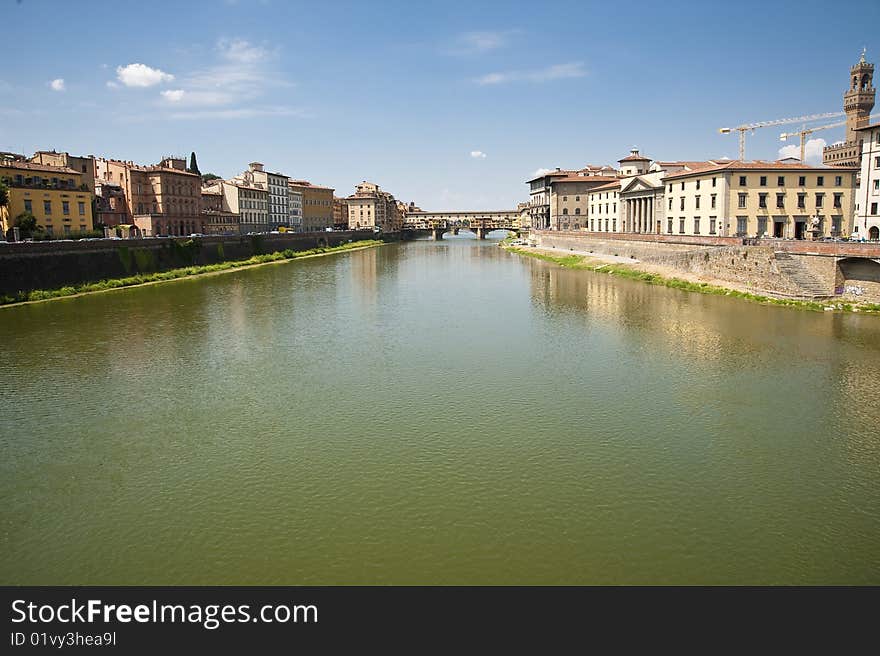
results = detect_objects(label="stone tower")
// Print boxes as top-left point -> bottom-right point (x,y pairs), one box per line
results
824,50 -> 875,167
844,49 -> 875,142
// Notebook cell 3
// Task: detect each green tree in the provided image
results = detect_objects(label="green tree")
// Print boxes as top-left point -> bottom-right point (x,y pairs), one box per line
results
201,173 -> 221,183
14,212 -> 43,238
188,151 -> 201,176
0,179 -> 8,210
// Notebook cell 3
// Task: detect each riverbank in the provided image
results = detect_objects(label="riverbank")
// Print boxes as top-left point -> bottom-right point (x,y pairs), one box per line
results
504,245 -> 880,315
0,239 -> 385,308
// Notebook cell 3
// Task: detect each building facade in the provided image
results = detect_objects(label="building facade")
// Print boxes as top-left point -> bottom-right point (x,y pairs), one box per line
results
662,161 -> 857,238
96,156 -> 202,237
0,160 -> 94,237
200,187 -> 241,235
288,187 -> 303,231
345,181 -> 402,232
289,180 -> 334,232
824,51 -> 875,167
587,180 -> 621,232
854,122 -> 880,240
205,180 -> 267,234
29,151 -> 97,193
236,163 -> 288,230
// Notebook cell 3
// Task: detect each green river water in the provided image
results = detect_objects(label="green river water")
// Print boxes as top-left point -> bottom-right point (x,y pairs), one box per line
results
1,236 -> 878,584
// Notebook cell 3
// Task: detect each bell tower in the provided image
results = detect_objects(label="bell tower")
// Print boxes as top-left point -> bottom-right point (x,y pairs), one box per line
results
844,48 -> 875,143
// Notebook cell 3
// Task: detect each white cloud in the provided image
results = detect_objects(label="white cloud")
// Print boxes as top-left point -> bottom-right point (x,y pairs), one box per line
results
475,62 -> 586,85
49,78 -> 65,92
116,63 -> 174,88
532,168 -> 553,177
160,89 -> 186,102
470,151 -> 487,159
778,137 -> 827,165
446,30 -> 519,55
217,37 -> 272,64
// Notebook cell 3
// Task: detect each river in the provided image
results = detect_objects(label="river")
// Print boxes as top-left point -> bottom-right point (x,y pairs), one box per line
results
1,235 -> 878,584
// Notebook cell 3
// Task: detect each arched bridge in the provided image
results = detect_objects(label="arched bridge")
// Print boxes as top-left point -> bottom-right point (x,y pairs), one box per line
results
403,210 -> 521,239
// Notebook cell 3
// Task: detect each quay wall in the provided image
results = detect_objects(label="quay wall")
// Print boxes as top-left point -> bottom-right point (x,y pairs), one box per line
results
532,231 -> 880,301
0,231 -> 387,296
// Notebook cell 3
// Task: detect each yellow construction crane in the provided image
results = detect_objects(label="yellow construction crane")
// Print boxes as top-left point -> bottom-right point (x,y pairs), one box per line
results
719,112 -> 844,160
780,115 -> 878,161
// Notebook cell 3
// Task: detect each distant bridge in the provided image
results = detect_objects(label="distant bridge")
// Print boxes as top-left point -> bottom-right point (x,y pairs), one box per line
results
403,210 -> 521,239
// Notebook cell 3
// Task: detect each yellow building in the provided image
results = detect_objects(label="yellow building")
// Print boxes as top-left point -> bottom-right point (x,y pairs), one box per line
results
662,160 -> 857,238
0,161 -> 94,237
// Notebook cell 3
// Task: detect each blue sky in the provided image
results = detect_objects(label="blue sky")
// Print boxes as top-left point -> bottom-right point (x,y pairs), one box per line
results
1,0 -> 878,210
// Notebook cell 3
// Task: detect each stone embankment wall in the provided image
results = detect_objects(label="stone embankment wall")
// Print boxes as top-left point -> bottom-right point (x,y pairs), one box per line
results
533,231 -> 880,301
0,231 -> 386,295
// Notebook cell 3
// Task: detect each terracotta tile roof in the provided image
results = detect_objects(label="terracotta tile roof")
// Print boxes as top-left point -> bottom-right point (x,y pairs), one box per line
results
618,153 -> 651,162
551,175 -> 620,184
661,159 -> 839,180
526,169 -> 576,183
588,180 -> 622,192
0,161 -> 81,175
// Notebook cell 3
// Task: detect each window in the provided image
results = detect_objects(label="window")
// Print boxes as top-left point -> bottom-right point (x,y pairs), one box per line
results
797,193 -> 806,209
24,199 -> 32,213
681,182 -> 685,190
833,193 -> 842,209
875,156 -> 880,167
63,225 -> 71,235
712,177 -> 717,188
739,176 -> 747,186
667,219 -> 673,234
680,197 -> 685,211
760,176 -> 767,186
798,176 -> 806,186
668,198 -> 672,210
738,193 -> 747,209
590,219 -> 594,230
778,176 -> 785,186
679,218 -> 685,234
758,193 -> 767,209
776,194 -> 785,209
711,194 -> 716,209
871,202 -> 878,215
817,176 -> 824,186
575,196 -> 580,201
737,217 -> 747,235
562,208 -> 568,215
757,217 -> 767,236
832,216 -> 841,234
695,196 -> 701,209
709,218 -> 717,235
44,200 -> 52,215
835,176 -> 842,187
575,208 -> 581,215
815,193 -> 824,208
62,201 -> 70,215
694,217 -> 701,234
696,180 -> 701,190
604,218 -> 609,231
612,219 -> 617,231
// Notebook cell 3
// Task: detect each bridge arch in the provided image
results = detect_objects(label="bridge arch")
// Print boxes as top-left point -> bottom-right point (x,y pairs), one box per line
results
837,256 -> 880,303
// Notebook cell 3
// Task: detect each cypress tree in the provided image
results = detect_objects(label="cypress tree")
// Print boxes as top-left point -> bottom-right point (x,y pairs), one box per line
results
189,151 -> 201,175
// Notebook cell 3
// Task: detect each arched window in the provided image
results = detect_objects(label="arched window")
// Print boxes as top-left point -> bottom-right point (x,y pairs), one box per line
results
562,208 -> 569,215
575,208 -> 581,215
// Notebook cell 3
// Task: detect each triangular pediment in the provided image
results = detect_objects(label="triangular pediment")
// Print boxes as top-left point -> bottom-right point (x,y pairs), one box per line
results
619,176 -> 660,194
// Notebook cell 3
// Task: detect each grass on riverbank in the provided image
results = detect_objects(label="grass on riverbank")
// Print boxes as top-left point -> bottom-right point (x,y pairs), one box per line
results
1,240 -> 384,307
504,246 -> 880,315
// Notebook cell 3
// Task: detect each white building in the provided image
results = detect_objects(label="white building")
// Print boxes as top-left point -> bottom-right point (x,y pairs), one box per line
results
236,162 -> 288,230
205,180 -> 268,233
854,122 -> 880,240
288,187 -> 303,231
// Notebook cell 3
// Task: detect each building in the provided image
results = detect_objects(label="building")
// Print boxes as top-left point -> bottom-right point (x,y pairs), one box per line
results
94,181 -> 129,228
288,187 -> 303,231
289,179 -> 334,231
95,156 -> 202,236
586,180 -> 621,232
29,151 -> 97,193
824,51 -> 875,167
204,180 -> 267,234
200,187 -> 241,235
333,196 -> 348,230
854,121 -> 880,240
662,160 -> 857,238
0,160 -> 94,237
235,163 -> 288,230
528,167 -> 619,230
345,181 -> 402,232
